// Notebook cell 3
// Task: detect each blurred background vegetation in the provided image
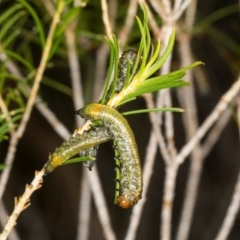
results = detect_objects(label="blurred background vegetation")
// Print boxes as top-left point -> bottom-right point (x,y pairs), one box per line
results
0,0 -> 240,240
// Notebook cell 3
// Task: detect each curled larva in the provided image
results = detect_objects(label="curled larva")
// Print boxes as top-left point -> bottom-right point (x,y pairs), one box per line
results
77,103 -> 142,208
45,126 -> 111,173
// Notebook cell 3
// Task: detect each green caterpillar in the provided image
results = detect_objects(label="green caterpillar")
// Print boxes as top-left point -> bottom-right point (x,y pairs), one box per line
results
103,49 -> 138,104
45,126 -> 111,173
77,103 -> 142,208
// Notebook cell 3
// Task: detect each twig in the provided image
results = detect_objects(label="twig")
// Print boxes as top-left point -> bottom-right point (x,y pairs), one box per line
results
0,203 -> 20,240
184,0 -> 197,30
154,1 -> 198,239
201,109 -> 231,159
148,0 -> 168,22
0,169 -> 45,240
161,162 -> 179,240
100,0 -> 113,39
65,23 -> 84,125
175,27 -> 201,240
64,18 -> 92,240
214,100 -> 240,240
157,26 -> 175,240
173,0 -> 192,21
164,92 -> 177,159
118,0 -> 138,46
88,168 -> 117,240
144,94 -> 172,163
175,77 -> 240,165
93,44 -> 109,102
161,0 -> 172,16
77,170 -> 91,240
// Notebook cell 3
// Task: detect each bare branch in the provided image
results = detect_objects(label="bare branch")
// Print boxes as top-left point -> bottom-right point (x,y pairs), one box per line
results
0,169 -> 45,240
119,0 -> 138,46
101,0 -> 113,39
175,77 -> 240,165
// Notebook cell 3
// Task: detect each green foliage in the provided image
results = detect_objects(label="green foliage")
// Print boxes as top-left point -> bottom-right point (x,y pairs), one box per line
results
63,156 -> 94,165
100,8 -> 201,110
0,164 -> 6,171
0,109 -> 24,142
122,108 -> 184,116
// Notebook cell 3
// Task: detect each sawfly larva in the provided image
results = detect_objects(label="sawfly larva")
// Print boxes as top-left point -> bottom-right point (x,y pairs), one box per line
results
104,49 -> 138,104
77,103 -> 142,208
45,126 -> 111,173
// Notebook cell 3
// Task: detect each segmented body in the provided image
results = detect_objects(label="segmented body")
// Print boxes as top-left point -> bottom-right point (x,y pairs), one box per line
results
116,49 -> 138,92
78,103 -> 142,208
45,126 -> 111,173
104,49 -> 138,104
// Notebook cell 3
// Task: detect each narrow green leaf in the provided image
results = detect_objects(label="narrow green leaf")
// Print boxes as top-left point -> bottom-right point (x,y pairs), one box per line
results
100,38 -> 115,104
63,156 -> 95,165
54,7 -> 80,38
0,164 -> 6,170
19,0 -> 46,48
145,72 -> 186,83
163,61 -> 203,77
5,50 -> 34,71
120,81 -> 189,103
193,3 -> 239,34
0,10 -> 25,40
0,3 -> 23,23
2,30 -> 21,49
122,107 -> 185,116
42,77 -> 73,96
144,30 -> 176,80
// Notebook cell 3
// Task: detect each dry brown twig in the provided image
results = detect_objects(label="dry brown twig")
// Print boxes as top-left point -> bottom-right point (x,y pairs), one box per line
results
0,170 -> 45,240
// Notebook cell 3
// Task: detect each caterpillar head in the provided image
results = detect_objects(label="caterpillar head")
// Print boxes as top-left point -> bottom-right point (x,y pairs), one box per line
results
116,196 -> 132,209
116,193 -> 142,209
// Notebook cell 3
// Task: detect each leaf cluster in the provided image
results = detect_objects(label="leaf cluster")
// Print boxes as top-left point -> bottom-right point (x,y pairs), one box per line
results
100,8 -> 202,114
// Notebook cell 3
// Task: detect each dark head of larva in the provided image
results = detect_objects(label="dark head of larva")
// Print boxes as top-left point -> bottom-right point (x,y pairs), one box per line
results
75,104 -> 103,120
76,103 -> 106,120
